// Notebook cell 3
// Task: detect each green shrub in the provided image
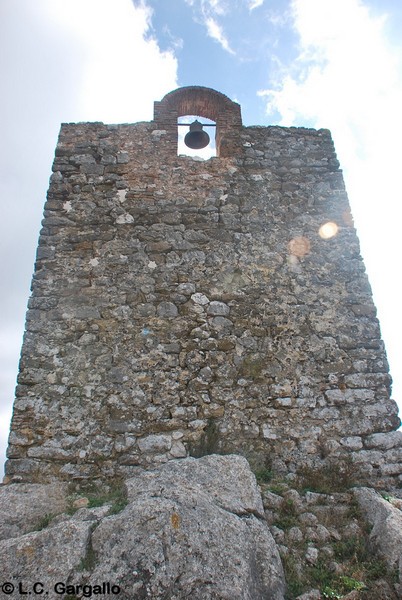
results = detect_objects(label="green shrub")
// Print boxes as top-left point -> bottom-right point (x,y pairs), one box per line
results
297,458 -> 358,494
254,467 -> 273,484
69,479 -> 128,516
31,513 -> 54,532
274,498 -> 299,530
282,554 -> 304,599
87,483 -> 128,515
78,523 -> 98,572
333,536 -> 367,562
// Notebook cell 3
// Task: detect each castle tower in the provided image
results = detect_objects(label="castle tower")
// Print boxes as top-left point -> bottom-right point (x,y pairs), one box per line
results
5,86 -> 401,486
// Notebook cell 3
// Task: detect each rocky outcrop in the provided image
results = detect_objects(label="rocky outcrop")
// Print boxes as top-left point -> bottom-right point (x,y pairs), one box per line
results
262,482 -> 402,599
354,486 -> 402,596
0,482 -> 68,541
2,454 -> 402,598
0,455 -> 285,600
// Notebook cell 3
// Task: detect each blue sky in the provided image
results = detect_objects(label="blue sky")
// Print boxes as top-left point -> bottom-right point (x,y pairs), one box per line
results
1,0 -> 402,474
141,0 -> 300,126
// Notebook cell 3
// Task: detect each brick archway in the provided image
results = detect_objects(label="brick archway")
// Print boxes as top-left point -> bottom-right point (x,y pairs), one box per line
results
153,86 -> 242,157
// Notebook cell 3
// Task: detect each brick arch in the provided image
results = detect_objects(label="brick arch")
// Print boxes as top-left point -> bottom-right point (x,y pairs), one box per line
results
153,86 -> 243,157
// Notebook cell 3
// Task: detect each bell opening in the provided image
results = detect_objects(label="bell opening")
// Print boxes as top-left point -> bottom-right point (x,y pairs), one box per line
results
178,115 -> 216,159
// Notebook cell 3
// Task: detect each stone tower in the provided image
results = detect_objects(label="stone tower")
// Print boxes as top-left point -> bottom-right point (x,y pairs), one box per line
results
5,86 -> 401,487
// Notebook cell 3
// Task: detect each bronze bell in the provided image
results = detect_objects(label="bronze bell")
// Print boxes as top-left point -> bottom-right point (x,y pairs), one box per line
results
184,120 -> 210,149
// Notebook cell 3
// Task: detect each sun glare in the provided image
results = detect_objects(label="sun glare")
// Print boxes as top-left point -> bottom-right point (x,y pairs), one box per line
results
288,236 -> 311,257
319,221 -> 339,239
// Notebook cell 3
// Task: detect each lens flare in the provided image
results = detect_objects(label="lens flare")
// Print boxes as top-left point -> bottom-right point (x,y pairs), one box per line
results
319,222 -> 338,239
288,236 -> 311,257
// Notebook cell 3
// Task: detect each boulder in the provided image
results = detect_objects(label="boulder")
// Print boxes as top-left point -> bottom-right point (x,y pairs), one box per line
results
0,482 -> 68,540
353,486 -> 402,588
0,519 -> 92,596
89,455 -> 285,599
0,455 -> 285,599
295,590 -> 321,600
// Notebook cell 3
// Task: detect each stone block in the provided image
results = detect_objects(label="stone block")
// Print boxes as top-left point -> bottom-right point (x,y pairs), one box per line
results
191,292 -> 209,305
380,463 -> 402,476
364,430 -> 402,450
339,436 -> 363,450
0,483 -> 68,540
0,520 -> 92,594
137,434 -> 172,453
354,487 -> 402,579
207,300 -> 230,316
156,301 -> 178,318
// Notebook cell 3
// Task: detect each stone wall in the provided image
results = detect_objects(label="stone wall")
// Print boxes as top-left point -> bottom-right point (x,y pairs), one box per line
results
5,88 -> 401,485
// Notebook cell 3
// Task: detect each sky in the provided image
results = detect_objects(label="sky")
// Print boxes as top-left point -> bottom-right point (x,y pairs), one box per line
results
1,0 -> 401,476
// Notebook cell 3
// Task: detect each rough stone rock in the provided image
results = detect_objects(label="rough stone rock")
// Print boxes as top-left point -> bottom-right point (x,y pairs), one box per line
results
157,301 -> 178,318
101,454 -> 285,599
0,482 -> 68,540
191,292 -> 209,305
342,591 -> 360,600
0,455 -> 285,600
262,490 -> 284,510
125,454 -> 265,516
364,430 -> 402,450
305,546 -> 319,565
207,301 -> 230,316
362,579 -> 400,599
295,590 -> 321,600
353,487 -> 402,581
299,512 -> 319,526
340,436 -> 363,450
287,526 -> 304,543
0,519 -> 92,597
137,433 -> 172,453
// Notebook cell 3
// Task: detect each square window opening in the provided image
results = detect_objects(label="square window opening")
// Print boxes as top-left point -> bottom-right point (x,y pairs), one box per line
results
177,115 -> 217,159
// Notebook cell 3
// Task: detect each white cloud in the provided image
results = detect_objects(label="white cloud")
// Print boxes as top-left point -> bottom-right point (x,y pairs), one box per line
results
203,0 -> 227,16
259,0 -> 402,405
162,25 -> 184,51
248,0 -> 264,10
205,16 -> 235,54
40,0 -> 178,123
259,0 -> 402,224
185,0 -> 227,16
185,0 -> 234,54
261,1 -> 399,126
0,0 -> 179,478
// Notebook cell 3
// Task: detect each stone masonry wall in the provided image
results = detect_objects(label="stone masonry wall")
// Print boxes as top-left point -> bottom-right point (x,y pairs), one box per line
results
5,97 -> 401,486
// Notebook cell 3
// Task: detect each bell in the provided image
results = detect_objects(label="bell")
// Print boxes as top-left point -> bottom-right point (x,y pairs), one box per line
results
184,120 -> 210,149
